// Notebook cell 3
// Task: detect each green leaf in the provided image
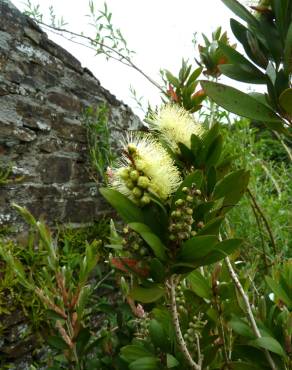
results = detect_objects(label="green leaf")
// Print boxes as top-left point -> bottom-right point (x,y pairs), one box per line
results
201,238 -> 243,265
221,0 -> 259,28
187,67 -> 202,85
249,337 -> 286,357
284,23 -> 292,73
47,336 -> 68,350
229,318 -> 255,339
228,361 -> 263,370
166,354 -> 179,368
129,285 -> 164,303
279,88 -> 292,115
200,81 -> 283,128
150,258 -> 166,282
121,345 -> 154,363
76,328 -> 91,356
187,270 -> 212,299
129,357 -> 159,370
100,188 -> 144,224
219,64 -> 266,84
128,223 -> 167,261
149,319 -> 168,350
190,134 -> 202,157
179,235 -> 218,262
265,276 -> 292,308
213,169 -> 250,211
206,134 -> 223,168
196,216 -> 224,236
165,70 -> 180,88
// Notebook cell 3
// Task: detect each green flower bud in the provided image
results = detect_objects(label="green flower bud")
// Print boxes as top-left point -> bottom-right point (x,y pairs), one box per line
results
126,180 -> 135,190
186,195 -> 193,203
191,230 -> 197,237
178,233 -> 186,240
137,176 -> 150,189
130,170 -> 139,181
123,227 -> 129,234
187,328 -> 194,335
197,221 -> 204,229
176,210 -> 182,218
175,198 -> 184,206
187,217 -> 194,225
176,223 -> 184,230
169,234 -> 176,241
132,242 -> 140,251
171,211 -> 177,218
186,207 -> 193,215
140,247 -> 147,256
182,187 -> 189,193
119,167 -> 130,180
132,187 -> 143,198
141,194 -> 151,205
195,189 -> 202,196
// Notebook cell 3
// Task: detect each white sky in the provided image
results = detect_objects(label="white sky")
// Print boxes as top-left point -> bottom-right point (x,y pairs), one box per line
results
12,0 -> 241,116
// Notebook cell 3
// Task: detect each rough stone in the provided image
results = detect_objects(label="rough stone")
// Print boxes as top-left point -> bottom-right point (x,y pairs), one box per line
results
0,0 -> 141,232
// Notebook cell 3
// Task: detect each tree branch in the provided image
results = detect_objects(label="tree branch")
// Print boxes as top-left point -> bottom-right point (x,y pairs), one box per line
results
35,21 -> 165,93
225,257 -> 277,370
168,275 -> 202,370
247,188 -> 277,254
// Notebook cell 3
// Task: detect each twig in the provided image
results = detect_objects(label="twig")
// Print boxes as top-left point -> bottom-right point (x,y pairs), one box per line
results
247,188 -> 277,254
273,131 -> 292,163
249,200 -> 269,272
168,275 -> 202,370
35,21 -> 164,93
225,257 -> 277,370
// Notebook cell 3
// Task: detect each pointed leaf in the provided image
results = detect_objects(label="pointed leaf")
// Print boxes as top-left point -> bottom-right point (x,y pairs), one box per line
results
279,88 -> 292,115
249,337 -> 286,357
187,270 -> 212,299
179,235 -> 218,261
129,285 -> 164,303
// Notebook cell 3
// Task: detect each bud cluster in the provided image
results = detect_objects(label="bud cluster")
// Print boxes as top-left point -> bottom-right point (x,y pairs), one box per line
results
168,186 -> 202,243
183,313 -> 206,347
118,165 -> 153,207
136,316 -> 150,339
176,283 -> 187,314
122,227 -> 149,258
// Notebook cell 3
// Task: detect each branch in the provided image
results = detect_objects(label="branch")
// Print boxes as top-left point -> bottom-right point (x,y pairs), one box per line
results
34,21 -> 165,93
168,275 -> 202,370
247,188 -> 277,254
225,257 -> 277,370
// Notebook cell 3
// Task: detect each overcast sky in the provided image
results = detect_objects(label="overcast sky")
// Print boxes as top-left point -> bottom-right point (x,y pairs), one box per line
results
12,0 -> 242,116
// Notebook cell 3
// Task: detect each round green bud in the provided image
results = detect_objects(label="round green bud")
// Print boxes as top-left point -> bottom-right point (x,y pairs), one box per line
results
176,223 -> 184,230
178,233 -> 186,240
169,234 -> 176,241
141,194 -> 151,205
137,176 -> 150,189
195,189 -> 202,196
191,230 -> 197,237
171,211 -> 177,218
119,167 -> 130,180
132,187 -> 143,198
126,180 -> 135,190
182,187 -> 189,193
176,210 -> 182,218
140,247 -> 147,256
187,217 -> 194,225
186,208 -> 193,215
123,227 -> 129,234
122,238 -> 127,246
132,242 -> 140,251
186,195 -> 193,203
130,170 -> 139,181
175,198 -> 184,206
184,333 -> 189,340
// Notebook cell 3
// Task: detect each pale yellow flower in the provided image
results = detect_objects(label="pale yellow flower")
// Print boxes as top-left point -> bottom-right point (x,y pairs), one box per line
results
110,133 -> 181,203
150,105 -> 205,152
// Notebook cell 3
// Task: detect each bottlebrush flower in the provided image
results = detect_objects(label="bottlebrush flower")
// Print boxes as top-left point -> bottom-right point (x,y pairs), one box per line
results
150,105 -> 205,152
109,133 -> 181,204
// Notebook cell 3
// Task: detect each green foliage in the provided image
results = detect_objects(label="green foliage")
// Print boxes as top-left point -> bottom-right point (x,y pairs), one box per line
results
84,104 -> 116,182
201,0 -> 292,131
160,59 -> 206,113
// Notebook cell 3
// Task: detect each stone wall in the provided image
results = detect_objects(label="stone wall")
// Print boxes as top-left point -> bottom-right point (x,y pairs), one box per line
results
0,0 -> 140,231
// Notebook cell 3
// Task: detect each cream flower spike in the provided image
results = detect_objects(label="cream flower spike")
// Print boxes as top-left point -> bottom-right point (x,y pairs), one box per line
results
150,105 -> 205,152
110,133 -> 181,204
